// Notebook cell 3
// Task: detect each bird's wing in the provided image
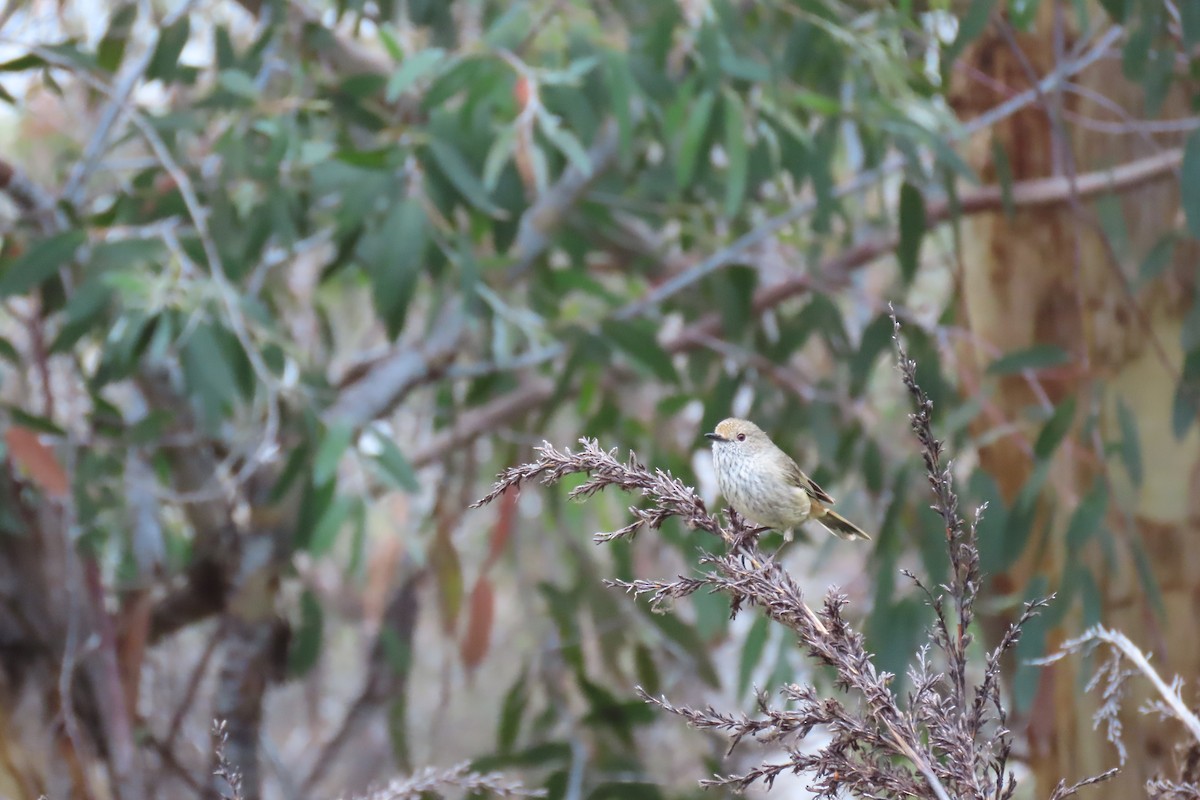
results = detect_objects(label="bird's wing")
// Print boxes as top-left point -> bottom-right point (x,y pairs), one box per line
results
784,458 -> 835,504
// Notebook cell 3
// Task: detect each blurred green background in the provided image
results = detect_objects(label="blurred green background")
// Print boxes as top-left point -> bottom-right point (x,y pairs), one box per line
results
0,0 -> 1197,797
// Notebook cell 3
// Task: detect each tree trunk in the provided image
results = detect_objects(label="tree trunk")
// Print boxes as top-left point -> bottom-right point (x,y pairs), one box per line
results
949,4 -> 1199,795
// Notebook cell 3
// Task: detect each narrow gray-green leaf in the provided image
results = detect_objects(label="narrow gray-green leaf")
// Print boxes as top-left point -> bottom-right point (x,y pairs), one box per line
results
482,124 -> 518,191
310,496 -> 355,556
946,0 -> 997,67
1172,349 -> 1200,439
385,48 -> 445,102
1065,480 -> 1108,554
217,69 -> 257,99
287,589 -> 324,676
362,198 -> 427,338
1034,396 -> 1076,459
991,137 -> 1015,218
737,614 -> 770,698
1182,130 -> 1200,240
147,17 -> 190,82
427,139 -> 505,217
723,90 -> 748,218
1116,397 -> 1142,486
314,422 -> 354,486
600,319 -> 678,383
537,110 -> 592,176
1183,2 -> 1200,47
604,52 -> 636,164
675,90 -> 716,190
373,435 -> 420,493
987,344 -> 1070,375
0,230 -> 85,298
1138,233 -> 1176,287
897,181 -> 926,282
377,26 -> 404,61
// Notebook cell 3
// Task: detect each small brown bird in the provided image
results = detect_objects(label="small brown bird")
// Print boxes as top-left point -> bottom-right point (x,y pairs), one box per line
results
705,417 -> 870,542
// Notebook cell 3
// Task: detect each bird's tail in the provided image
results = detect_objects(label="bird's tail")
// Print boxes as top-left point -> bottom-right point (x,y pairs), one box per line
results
814,507 -> 871,541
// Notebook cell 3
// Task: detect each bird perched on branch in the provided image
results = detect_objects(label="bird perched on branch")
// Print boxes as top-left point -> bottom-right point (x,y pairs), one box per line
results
705,417 -> 870,543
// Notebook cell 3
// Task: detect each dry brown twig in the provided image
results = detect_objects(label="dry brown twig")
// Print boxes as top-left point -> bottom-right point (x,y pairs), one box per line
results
472,313 -> 1114,799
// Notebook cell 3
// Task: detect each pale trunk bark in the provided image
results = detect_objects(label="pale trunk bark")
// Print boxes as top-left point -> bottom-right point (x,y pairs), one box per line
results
951,3 -> 1199,795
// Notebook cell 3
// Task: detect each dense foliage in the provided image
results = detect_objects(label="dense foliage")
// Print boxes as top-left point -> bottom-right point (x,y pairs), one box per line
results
1,0 -> 1199,798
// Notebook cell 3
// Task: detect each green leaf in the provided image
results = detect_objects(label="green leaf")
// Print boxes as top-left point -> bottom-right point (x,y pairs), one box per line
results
0,230 -> 85,298
600,319 -> 678,383
1130,535 -> 1166,619
0,54 -> 46,72
1094,192 -> 1129,263
537,110 -> 592,175
1182,130 -> 1200,240
482,123 -> 518,191
1173,348 -> 1200,439
897,181 -> 926,282
539,56 -> 599,86
1013,576 -> 1051,713
1183,2 -> 1200,47
675,90 -> 716,190
372,434 -> 420,493
314,422 -> 354,487
0,336 -> 17,365
604,52 -> 636,165
1065,480 -> 1108,554
97,4 -> 137,73
361,198 -> 427,339
722,90 -> 748,218
287,589 -> 324,677
8,407 -> 67,436
1003,459 -> 1051,568
949,0 -> 997,60
991,137 -> 1016,218
1184,300 -> 1200,353
987,344 -> 1070,375
633,642 -> 660,696
969,470 -> 1008,570
89,238 -> 163,272
1116,397 -> 1142,486
1009,0 -> 1042,30
310,496 -> 355,556
1095,0 -> 1127,22
639,603 -> 719,687
421,56 -> 491,109
377,25 -> 404,61
1122,23 -> 1151,81
147,17 -> 191,82
849,314 -> 894,397
496,668 -> 528,753
471,742 -> 572,773
737,614 -> 770,699
1034,396 -> 1076,458
1138,233 -> 1177,287
180,322 -> 241,427
213,25 -> 235,69
217,69 -> 257,99
426,139 -> 504,217
385,48 -> 445,102
50,275 -> 113,353
715,265 -> 756,339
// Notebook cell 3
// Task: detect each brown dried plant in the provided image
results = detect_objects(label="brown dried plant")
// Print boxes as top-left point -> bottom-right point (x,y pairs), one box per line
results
473,314 -> 1117,800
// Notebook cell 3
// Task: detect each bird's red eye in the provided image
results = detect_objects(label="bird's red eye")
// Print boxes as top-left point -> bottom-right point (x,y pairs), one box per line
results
736,433 -> 746,442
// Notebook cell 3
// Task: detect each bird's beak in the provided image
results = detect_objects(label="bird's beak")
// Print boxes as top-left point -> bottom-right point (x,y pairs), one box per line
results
705,432 -> 726,442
